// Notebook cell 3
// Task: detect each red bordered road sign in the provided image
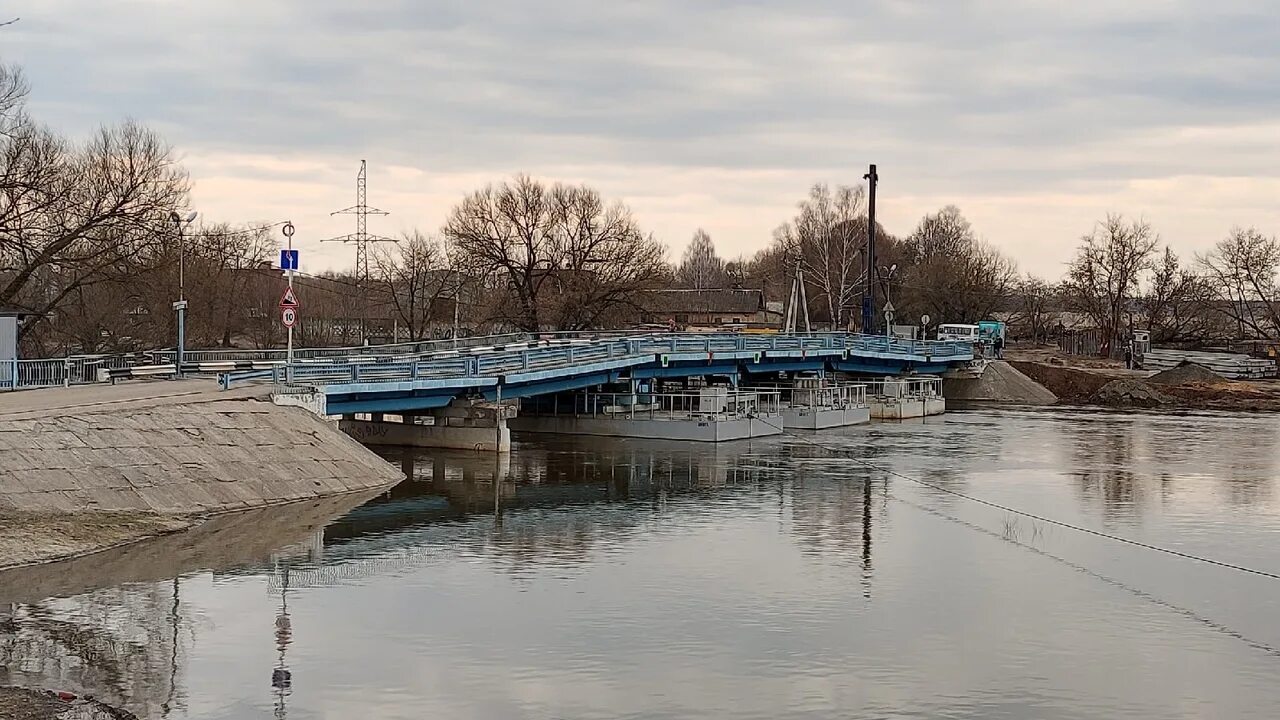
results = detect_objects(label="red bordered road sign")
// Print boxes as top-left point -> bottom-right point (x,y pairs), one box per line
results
280,286 -> 300,308
281,307 -> 297,328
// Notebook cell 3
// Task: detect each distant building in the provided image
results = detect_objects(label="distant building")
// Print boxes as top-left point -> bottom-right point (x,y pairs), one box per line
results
638,288 -> 781,328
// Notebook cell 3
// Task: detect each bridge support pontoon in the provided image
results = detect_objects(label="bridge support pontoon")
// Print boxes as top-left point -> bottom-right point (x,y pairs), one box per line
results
339,399 -> 514,452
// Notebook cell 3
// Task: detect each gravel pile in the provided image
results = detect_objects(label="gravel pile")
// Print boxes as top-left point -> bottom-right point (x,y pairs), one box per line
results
944,361 -> 1058,404
1091,379 -> 1169,408
1148,361 -> 1227,385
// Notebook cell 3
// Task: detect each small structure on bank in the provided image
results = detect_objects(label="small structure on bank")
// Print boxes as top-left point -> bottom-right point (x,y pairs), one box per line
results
0,308 -> 24,388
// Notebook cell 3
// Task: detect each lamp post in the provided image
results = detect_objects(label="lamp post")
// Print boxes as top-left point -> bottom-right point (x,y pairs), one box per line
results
879,263 -> 898,331
169,210 -> 197,376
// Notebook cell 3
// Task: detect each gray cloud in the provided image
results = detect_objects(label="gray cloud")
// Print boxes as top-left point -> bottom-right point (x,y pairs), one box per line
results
4,0 -> 1280,274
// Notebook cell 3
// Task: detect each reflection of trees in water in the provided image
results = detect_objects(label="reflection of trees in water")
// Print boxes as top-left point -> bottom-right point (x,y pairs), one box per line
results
1066,416 -> 1146,522
0,582 -> 188,718
1062,413 -> 1280,518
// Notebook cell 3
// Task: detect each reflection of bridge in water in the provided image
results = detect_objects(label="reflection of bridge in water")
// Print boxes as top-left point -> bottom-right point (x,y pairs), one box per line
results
267,437 -> 884,593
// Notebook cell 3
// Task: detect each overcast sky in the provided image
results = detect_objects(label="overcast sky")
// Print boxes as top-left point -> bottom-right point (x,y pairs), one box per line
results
5,0 -> 1279,278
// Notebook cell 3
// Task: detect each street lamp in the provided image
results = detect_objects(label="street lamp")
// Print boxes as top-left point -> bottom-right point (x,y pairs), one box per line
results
169,210 -> 197,376
879,263 -> 898,331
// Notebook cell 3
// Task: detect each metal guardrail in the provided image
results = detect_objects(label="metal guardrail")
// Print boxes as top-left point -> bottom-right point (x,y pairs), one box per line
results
250,334 -> 972,393
1,355 -> 138,391
863,376 -> 943,399
2,332 -> 973,392
147,333 -> 533,364
568,388 -> 784,420
744,381 -> 869,409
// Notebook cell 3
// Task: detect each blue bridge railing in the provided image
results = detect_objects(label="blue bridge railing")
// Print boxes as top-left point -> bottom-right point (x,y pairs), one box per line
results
257,333 -> 974,391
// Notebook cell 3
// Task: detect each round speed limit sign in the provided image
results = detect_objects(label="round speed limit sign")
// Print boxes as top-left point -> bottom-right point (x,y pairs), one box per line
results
282,307 -> 298,328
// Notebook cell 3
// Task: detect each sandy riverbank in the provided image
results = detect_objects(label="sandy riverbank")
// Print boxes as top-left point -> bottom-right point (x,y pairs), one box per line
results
1006,347 -> 1280,411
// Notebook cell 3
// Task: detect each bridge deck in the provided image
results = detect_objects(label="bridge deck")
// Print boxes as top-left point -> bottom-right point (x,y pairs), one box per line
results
252,333 -> 974,415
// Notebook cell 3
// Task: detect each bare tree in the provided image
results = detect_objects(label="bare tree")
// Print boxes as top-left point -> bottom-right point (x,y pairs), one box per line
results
1199,227 -> 1280,341
899,205 -> 1018,325
442,175 -> 668,331
370,230 -> 454,341
677,229 -> 726,289
0,65 -> 189,343
1139,247 -> 1217,343
1007,275 -> 1058,344
774,183 -> 866,330
184,224 -> 275,347
1064,214 -> 1159,356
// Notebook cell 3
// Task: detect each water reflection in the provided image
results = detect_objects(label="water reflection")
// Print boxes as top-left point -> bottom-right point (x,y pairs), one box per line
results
1,409 -> 1279,719
1056,411 -> 1280,518
0,492 -> 374,718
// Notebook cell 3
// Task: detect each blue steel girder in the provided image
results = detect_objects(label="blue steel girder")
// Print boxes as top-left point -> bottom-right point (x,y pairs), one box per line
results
740,359 -> 827,375
831,358 -> 924,375
483,370 -> 623,401
326,392 -> 458,416
630,361 -> 741,381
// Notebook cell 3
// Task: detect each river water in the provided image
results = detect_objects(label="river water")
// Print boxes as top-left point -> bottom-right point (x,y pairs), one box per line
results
3,407 -> 1280,719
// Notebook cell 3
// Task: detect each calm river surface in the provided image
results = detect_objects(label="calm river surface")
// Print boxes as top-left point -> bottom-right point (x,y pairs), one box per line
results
4,408 -> 1280,719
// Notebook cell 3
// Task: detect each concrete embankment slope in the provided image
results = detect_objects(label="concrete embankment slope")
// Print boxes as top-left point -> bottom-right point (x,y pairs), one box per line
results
0,381 -> 402,567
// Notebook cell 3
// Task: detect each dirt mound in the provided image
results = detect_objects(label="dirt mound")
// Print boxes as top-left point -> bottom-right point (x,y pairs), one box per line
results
1091,379 -> 1169,408
1148,361 -> 1227,386
0,687 -> 137,719
943,361 -> 1057,404
1008,361 -> 1113,403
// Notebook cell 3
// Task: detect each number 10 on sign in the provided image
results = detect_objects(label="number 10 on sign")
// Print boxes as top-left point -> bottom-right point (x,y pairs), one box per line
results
282,307 -> 297,328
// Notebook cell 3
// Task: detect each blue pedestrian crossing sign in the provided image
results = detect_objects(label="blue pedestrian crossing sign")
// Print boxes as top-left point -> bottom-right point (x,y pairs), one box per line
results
280,249 -> 300,271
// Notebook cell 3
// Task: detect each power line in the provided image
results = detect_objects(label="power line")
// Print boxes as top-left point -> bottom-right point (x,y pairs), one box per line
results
749,413 -> 1280,582
191,220 -> 292,239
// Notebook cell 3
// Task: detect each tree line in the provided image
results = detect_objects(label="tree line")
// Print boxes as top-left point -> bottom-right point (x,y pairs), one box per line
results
3,59 -> 1277,356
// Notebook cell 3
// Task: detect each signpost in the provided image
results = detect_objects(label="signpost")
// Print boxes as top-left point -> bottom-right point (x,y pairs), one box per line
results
280,223 -> 299,369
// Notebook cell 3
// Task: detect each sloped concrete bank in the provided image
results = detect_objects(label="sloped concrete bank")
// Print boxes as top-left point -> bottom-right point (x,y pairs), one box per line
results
0,384 -> 403,568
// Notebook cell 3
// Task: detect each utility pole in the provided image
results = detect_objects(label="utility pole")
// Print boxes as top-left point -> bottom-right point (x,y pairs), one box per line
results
322,160 -> 396,343
862,164 -> 878,335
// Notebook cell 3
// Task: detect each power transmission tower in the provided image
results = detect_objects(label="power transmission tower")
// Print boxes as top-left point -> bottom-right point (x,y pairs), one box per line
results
322,159 -> 396,284
322,160 -> 396,342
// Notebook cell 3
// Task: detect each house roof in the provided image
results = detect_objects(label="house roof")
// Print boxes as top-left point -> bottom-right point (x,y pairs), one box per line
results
0,306 -> 27,318
640,288 -> 766,314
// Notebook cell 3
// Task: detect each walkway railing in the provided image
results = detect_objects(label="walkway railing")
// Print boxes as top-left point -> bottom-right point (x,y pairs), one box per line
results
864,376 -> 943,399
1,355 -> 138,390
746,382 -> 869,409
147,332 -> 533,364
558,388 -> 783,421
3,331 -> 973,392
